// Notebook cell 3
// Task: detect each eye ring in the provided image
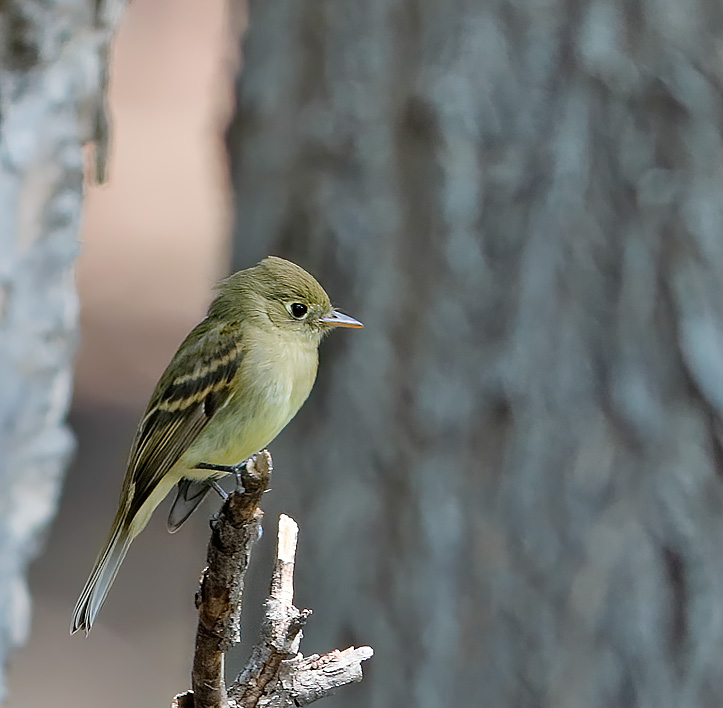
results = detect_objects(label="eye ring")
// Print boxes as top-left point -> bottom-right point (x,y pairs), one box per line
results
289,302 -> 308,319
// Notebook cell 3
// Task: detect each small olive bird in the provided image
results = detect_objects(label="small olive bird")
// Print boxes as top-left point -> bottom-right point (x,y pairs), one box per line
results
71,256 -> 362,635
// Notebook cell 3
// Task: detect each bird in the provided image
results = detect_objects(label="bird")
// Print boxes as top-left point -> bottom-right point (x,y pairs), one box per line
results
71,256 -> 362,635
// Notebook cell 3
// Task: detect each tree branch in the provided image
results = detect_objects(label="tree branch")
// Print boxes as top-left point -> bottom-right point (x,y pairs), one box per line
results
173,452 -> 372,708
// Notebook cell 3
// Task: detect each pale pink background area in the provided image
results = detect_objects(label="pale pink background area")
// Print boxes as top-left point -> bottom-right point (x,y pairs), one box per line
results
7,1 -> 236,705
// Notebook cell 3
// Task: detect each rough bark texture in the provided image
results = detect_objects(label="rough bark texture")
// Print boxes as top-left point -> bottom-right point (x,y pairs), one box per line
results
191,453 -> 270,708
174,456 -> 372,708
227,1 -> 723,707
231,514 -> 372,708
0,0 -> 121,702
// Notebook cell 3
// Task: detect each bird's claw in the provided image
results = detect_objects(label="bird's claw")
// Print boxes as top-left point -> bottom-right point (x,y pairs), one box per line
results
194,459 -> 249,494
232,460 -> 247,493
209,480 -> 228,500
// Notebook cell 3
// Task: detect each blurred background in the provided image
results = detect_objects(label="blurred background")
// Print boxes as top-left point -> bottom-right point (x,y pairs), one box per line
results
7,1 -> 235,705
7,0 -> 723,707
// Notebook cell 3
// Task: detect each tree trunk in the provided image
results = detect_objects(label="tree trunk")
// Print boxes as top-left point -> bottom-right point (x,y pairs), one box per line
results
0,1 -> 121,701
227,1 -> 723,707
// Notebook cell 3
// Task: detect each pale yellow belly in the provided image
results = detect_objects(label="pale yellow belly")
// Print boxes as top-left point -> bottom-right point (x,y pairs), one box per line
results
174,334 -> 318,479
180,393 -> 297,474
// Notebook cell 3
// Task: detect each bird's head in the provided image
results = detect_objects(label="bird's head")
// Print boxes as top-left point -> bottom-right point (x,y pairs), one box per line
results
215,256 -> 362,343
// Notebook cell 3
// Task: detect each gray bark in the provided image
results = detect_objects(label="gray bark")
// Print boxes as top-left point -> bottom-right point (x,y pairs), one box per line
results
227,1 -> 723,707
0,1 -> 121,702
231,513 -> 372,707
173,455 -> 372,708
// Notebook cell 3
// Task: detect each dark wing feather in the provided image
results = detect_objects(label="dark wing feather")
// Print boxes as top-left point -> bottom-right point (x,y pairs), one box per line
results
167,479 -> 214,533
123,321 -> 243,517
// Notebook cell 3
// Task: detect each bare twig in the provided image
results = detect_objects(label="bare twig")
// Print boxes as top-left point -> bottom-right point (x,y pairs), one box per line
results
231,515 -> 307,706
175,451 -> 271,708
231,515 -> 373,707
255,646 -> 375,707
173,452 -> 373,708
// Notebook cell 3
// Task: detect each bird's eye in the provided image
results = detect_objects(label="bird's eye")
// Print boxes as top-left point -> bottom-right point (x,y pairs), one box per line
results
290,303 -> 308,319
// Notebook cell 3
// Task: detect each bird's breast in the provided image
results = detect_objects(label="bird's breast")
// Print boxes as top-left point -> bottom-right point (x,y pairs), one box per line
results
248,330 -> 319,418
182,331 -> 319,471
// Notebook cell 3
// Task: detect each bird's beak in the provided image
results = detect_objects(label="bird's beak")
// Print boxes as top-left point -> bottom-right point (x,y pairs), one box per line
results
320,309 -> 363,328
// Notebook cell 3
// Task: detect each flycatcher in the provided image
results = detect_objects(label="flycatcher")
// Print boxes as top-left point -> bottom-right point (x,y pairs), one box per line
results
71,256 -> 362,635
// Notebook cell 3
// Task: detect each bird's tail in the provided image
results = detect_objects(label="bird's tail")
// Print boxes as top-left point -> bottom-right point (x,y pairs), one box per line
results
70,513 -> 133,636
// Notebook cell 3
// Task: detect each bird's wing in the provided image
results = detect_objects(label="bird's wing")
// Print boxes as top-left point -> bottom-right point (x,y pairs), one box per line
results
122,321 -> 243,518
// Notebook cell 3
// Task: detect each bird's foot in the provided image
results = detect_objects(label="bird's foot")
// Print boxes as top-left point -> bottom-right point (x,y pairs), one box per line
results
195,459 -> 249,494
209,480 -> 228,500
231,460 -> 248,492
